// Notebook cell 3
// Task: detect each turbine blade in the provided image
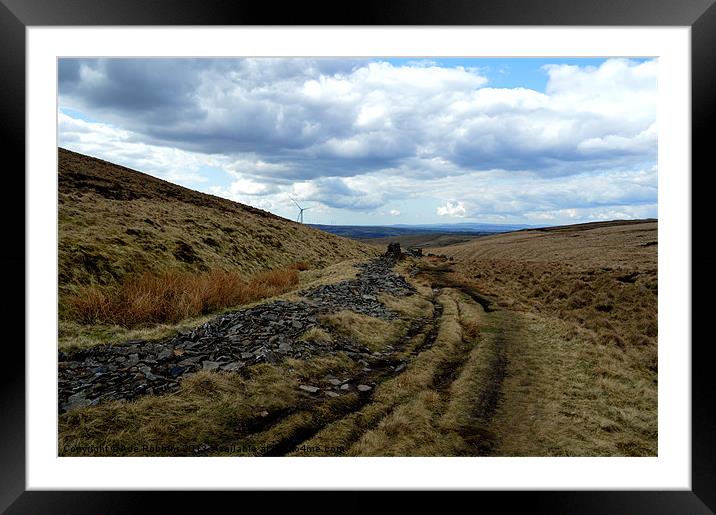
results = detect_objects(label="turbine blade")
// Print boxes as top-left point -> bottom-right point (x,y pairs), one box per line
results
288,195 -> 302,209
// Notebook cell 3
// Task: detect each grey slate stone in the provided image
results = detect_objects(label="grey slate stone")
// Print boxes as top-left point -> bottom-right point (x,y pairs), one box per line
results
57,252 -> 416,413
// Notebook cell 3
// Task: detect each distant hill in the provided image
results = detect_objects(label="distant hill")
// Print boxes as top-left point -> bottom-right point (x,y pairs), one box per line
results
391,222 -> 534,233
58,148 -> 377,293
363,232 -> 488,249
311,222 -> 530,240
526,218 -> 657,233
435,219 -> 657,270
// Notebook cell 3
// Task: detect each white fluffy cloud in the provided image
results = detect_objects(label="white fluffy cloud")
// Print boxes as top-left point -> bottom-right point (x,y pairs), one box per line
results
59,112 -> 218,184
437,201 -> 467,218
58,57 -> 657,225
60,58 -> 655,176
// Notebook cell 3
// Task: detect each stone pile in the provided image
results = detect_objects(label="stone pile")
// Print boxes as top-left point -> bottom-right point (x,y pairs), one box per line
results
58,255 -> 416,413
384,242 -> 402,260
301,257 -> 414,318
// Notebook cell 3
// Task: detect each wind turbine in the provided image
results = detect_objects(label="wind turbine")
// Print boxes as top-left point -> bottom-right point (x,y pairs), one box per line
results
289,196 -> 311,224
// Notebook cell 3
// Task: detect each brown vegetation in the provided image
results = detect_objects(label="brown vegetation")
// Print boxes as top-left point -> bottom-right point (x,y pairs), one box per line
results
436,221 -> 657,360
290,289 -> 504,456
57,161 -> 658,459
58,148 -> 377,346
320,310 -> 407,352
289,262 -> 312,271
434,220 -> 658,456
66,268 -> 299,327
58,147 -> 376,297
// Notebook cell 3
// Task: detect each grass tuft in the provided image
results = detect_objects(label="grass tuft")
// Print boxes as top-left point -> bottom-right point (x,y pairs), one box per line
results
66,268 -> 299,328
320,311 -> 406,352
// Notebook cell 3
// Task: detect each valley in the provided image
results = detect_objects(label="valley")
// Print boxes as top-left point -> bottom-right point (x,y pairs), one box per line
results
57,150 -> 657,457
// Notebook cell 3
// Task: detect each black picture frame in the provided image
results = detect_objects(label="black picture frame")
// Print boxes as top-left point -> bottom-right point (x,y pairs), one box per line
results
2,0 -> 711,512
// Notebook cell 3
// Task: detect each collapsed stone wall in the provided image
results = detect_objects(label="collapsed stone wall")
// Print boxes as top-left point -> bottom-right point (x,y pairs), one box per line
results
59,254 -> 415,412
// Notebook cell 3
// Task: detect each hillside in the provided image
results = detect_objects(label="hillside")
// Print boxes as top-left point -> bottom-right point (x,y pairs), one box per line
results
56,151 -> 658,456
364,232 -> 488,249
432,220 -> 658,456
58,148 -> 377,293
439,219 -> 657,270
58,219 -> 658,457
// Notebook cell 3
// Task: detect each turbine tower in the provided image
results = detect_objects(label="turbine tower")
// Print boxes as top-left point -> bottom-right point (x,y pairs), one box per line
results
289,196 -> 311,224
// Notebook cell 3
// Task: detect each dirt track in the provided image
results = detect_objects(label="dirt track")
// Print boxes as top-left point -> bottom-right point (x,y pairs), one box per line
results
59,254 -> 515,457
205,258 -> 510,457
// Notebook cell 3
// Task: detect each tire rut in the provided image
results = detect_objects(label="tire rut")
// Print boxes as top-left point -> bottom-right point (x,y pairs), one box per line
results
250,293 -> 446,456
257,263 -> 512,457
458,323 -> 509,456
417,263 -> 510,455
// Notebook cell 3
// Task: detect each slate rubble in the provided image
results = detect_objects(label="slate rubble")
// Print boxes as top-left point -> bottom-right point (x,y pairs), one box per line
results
58,254 -> 415,413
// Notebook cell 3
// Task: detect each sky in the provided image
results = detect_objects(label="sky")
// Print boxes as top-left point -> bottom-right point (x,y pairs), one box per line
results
58,57 -> 657,226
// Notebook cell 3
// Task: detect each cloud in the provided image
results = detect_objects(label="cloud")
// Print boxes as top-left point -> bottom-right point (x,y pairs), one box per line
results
58,112 -> 218,184
292,177 -> 385,210
58,57 -> 657,224
61,57 -> 655,183
389,209 -> 401,216
437,201 -> 467,218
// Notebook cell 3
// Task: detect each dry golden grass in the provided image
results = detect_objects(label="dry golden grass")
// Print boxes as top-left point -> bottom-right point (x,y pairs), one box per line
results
59,216 -> 657,457
281,259 -> 365,302
58,147 -> 377,303
59,260 -> 365,352
59,366 -> 298,456
320,311 -> 408,352
288,261 -> 312,271
59,354 -> 361,457
436,222 -> 657,358
58,148 -> 378,348
487,311 -> 657,456
293,289 -> 503,456
439,292 -> 498,441
349,290 -> 477,456
439,221 -> 657,270
299,327 -> 334,346
433,220 -> 658,456
58,316 -> 219,353
353,390 -> 465,456
66,268 -> 299,327
379,291 -> 434,320
284,353 -> 359,383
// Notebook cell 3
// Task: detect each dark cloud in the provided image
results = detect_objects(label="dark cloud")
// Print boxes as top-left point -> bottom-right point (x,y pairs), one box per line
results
58,58 -> 658,221
305,177 -> 385,210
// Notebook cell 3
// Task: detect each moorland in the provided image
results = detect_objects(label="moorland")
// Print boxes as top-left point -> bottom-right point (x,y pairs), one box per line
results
58,149 -> 657,457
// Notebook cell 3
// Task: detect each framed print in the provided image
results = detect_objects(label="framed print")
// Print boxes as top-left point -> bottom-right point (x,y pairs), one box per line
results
2,0 -> 712,512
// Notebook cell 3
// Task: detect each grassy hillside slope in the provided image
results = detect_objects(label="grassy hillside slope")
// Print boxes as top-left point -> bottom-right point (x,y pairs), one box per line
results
58,148 -> 378,348
58,218 -> 657,456
434,220 -> 658,455
59,148 -> 377,294
441,219 -> 656,270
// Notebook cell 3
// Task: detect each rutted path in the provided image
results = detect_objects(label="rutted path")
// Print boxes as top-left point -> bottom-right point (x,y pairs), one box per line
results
219,262 -> 508,457
255,295 -> 446,457
60,247 -> 512,458
58,254 -> 414,413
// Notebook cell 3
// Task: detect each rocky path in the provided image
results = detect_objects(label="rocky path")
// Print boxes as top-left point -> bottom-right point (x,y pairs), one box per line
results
58,256 -> 415,412
59,247 -> 515,457
250,298 -> 445,457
